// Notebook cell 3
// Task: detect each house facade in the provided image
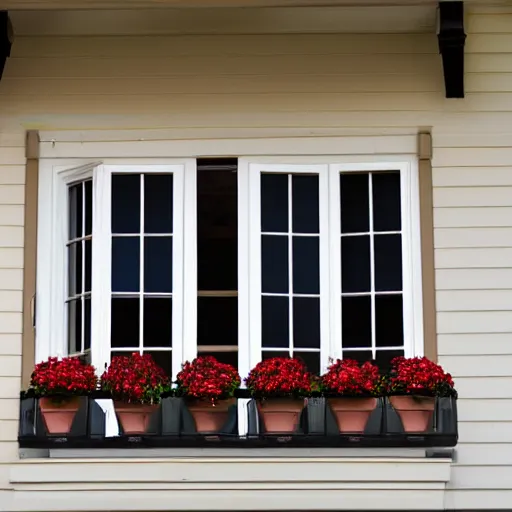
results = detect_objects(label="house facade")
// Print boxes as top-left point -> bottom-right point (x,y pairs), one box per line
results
0,0 -> 511,510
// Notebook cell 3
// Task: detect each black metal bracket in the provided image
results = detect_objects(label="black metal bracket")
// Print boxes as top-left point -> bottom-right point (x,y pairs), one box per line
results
0,11 -> 13,81
438,2 -> 466,98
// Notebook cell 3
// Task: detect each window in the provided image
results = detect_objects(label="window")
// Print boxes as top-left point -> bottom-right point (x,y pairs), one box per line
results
37,158 -> 422,379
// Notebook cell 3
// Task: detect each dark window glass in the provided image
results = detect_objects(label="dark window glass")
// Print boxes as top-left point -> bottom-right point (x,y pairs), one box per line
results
375,294 -> 404,347
198,237 -> 238,291
84,239 -> 92,293
292,175 -> 319,234
85,180 -> 93,236
197,297 -> 238,347
111,298 -> 139,348
342,296 -> 372,348
342,350 -> 373,364
111,174 -> 140,233
262,235 -> 288,294
84,297 -> 91,351
261,173 -> 288,233
67,299 -> 81,354
375,349 -> 404,372
144,237 -> 172,293
262,296 -> 289,348
111,237 -> 140,292
340,173 -> 369,233
294,351 -> 320,375
68,183 -> 83,240
292,236 -> 319,295
143,298 -> 172,347
144,174 -> 173,234
374,234 -> 403,292
262,350 -> 289,361
293,297 -> 320,349
146,351 -> 172,376
68,242 -> 82,297
373,172 -> 401,232
341,235 -> 370,293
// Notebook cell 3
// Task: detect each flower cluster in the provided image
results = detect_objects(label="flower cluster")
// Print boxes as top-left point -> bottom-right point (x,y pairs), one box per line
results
321,359 -> 381,397
176,356 -> 241,403
245,357 -> 313,398
101,353 -> 170,404
385,356 -> 456,398
30,357 -> 97,397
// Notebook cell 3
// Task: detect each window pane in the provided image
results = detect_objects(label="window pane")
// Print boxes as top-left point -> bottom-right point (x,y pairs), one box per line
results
84,297 -> 91,351
261,173 -> 288,233
144,351 -> 172,377
373,172 -> 401,232
293,297 -> 320,349
68,241 -> 82,297
340,173 -> 369,233
342,296 -> 371,348
292,175 -> 319,234
292,236 -> 319,295
374,234 -> 402,292
262,350 -> 289,361
111,174 -> 140,233
342,350 -> 373,364
111,237 -> 140,292
198,237 -> 238,291
341,235 -> 370,293
262,296 -> 289,348
85,180 -> 93,236
375,294 -> 404,348
111,297 -> 139,348
144,174 -> 173,234
143,298 -> 172,347
67,299 -> 81,354
197,297 -> 238,347
262,235 -> 288,294
84,239 -> 92,293
375,349 -> 404,372
294,351 -> 320,375
144,237 -> 172,293
68,183 -> 82,240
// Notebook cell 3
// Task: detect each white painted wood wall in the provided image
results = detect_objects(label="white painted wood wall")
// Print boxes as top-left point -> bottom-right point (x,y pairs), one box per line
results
0,4 -> 511,510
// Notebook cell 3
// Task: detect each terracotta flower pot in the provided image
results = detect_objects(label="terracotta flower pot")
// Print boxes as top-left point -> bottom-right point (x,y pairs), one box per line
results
39,396 -> 81,435
114,402 -> 158,435
257,398 -> 305,434
389,396 -> 436,432
328,397 -> 378,433
187,398 -> 235,433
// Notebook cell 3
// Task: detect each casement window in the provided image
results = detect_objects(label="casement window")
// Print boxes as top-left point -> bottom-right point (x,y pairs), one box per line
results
36,158 -> 423,379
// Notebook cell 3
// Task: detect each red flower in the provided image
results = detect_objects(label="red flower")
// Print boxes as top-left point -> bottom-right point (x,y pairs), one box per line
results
245,357 -> 313,398
321,359 -> 381,396
101,353 -> 170,404
385,356 -> 456,398
30,357 -> 97,397
176,356 -> 240,404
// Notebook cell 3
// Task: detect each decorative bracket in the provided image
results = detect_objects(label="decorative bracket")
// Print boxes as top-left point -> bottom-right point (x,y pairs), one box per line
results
437,2 -> 466,98
0,11 -> 13,81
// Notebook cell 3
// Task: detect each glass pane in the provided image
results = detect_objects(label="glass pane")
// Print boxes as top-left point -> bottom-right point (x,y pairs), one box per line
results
294,351 -> 320,375
261,173 -> 288,233
111,297 -> 139,348
262,235 -> 288,294
375,294 -> 404,347
374,234 -> 402,292
292,175 -> 319,234
111,237 -> 140,293
262,296 -> 289,348
68,183 -> 82,240
199,351 -> 238,369
342,350 -> 373,364
145,351 -> 172,377
340,173 -> 369,233
144,174 -> 173,234
375,350 -> 404,372
84,239 -> 92,293
197,297 -> 238,347
342,296 -> 371,348
373,172 -> 401,232
68,241 -> 82,297
67,299 -> 81,354
341,235 -> 370,293
111,174 -> 140,234
144,237 -> 172,294
293,236 -> 319,295
84,297 -> 91,351
262,350 -> 289,361
85,180 -> 93,236
143,298 -> 172,347
198,237 -> 237,291
293,297 -> 320,349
